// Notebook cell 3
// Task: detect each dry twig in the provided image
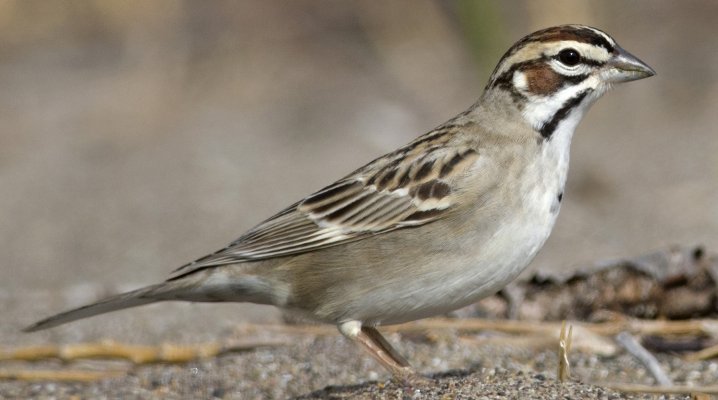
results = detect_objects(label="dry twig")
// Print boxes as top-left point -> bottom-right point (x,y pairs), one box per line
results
557,321 -> 573,382
615,331 -> 672,386
686,342 -> 718,361
4,316 -> 718,385
250,317 -> 718,339
0,338 -> 287,364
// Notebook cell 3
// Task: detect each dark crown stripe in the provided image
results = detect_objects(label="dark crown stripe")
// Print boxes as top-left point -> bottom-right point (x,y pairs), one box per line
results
539,89 -> 591,138
569,27 -> 615,53
513,26 -> 615,54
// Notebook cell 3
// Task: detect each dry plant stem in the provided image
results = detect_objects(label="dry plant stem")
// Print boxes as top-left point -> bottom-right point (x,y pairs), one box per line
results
615,331 -> 672,386
557,321 -> 573,382
0,338 -> 287,364
251,317 -> 718,338
686,342 -> 718,361
459,333 -> 557,349
457,328 -> 611,354
4,317 -> 716,369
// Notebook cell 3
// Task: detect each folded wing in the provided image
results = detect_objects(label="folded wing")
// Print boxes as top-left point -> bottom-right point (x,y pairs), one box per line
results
168,141 -> 479,280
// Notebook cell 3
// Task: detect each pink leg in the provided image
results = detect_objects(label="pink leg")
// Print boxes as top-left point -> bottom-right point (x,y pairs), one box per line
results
338,321 -> 430,384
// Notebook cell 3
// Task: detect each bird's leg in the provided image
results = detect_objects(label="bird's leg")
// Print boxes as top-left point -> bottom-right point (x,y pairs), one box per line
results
361,326 -> 410,367
338,321 -> 428,385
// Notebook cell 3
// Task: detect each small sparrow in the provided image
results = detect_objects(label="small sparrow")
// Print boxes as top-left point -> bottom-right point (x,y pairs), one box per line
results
25,25 -> 654,382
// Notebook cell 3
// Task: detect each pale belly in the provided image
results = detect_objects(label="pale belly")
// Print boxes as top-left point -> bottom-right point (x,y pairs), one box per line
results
329,183 -> 563,326
371,215 -> 559,324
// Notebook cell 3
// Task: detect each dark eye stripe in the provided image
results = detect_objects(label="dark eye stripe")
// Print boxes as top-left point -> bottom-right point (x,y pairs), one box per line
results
490,58 -> 544,90
551,54 -> 603,67
492,53 -> 603,92
491,57 -> 593,94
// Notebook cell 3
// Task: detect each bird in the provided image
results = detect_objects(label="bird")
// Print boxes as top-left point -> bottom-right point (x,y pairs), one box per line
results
24,25 -> 655,383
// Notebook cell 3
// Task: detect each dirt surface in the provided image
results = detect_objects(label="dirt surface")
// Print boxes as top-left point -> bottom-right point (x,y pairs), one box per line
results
5,252 -> 718,399
1,327 -> 712,399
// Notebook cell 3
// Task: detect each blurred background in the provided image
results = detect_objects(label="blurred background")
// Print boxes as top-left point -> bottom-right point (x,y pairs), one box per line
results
1,1 -> 716,342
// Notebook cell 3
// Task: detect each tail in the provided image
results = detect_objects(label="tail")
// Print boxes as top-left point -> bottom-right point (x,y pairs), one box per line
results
23,283 -> 176,332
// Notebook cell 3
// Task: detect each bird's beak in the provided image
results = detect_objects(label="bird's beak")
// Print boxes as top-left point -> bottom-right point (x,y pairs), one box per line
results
602,46 -> 656,83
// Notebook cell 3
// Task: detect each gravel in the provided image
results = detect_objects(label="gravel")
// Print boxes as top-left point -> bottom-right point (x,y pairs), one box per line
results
1,327 -> 711,399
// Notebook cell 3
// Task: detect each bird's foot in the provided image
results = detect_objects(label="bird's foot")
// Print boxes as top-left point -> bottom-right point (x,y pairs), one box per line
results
392,367 -> 434,388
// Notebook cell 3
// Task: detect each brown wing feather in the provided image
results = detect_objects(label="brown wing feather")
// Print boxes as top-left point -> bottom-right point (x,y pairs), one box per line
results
168,137 -> 478,280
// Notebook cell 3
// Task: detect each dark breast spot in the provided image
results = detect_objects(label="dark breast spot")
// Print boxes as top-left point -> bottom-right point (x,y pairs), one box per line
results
550,192 -> 563,214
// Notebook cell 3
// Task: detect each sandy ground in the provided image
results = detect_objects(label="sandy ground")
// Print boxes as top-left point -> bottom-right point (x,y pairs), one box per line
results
1,1 -> 717,399
1,323 -> 712,399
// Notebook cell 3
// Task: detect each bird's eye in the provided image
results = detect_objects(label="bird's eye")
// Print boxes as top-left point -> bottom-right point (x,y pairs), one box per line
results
557,48 -> 581,66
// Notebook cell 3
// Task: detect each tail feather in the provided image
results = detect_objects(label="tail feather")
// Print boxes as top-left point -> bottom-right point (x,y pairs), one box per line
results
23,283 -> 169,332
